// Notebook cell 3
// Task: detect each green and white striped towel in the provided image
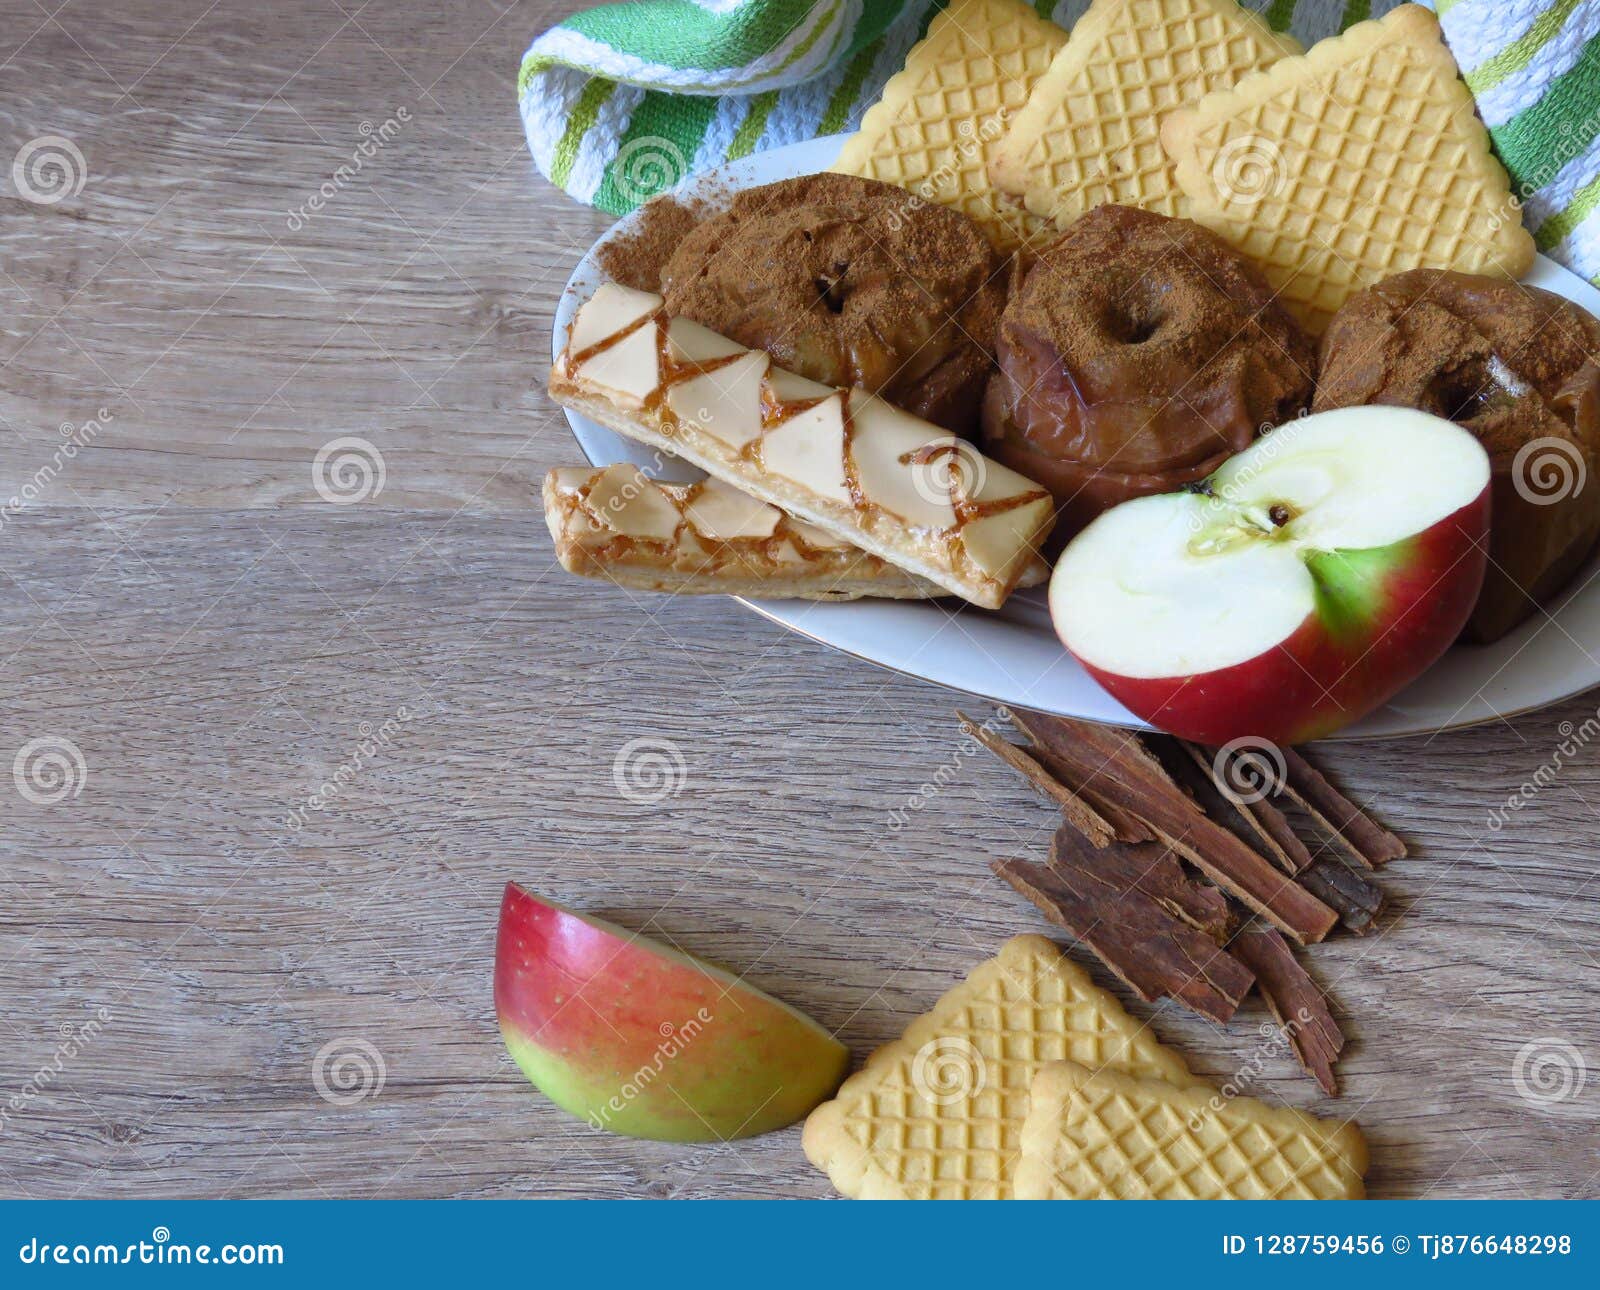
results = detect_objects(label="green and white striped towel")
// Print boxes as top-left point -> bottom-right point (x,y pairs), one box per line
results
519,0 -> 1600,284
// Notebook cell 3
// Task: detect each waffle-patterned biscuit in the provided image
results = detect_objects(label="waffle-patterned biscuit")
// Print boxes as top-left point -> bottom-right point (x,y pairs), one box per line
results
1017,1061 -> 1368,1199
989,0 -> 1296,228
1161,4 -> 1535,333
831,0 -> 1068,255
545,465 -> 1048,599
801,936 -> 1201,1199
549,284 -> 1056,609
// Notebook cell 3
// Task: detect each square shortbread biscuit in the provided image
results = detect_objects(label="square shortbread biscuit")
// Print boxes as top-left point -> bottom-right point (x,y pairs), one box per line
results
990,0 -> 1296,228
1017,1060 -> 1368,1200
801,936 -> 1201,1199
832,0 -> 1068,254
1161,3 -> 1535,332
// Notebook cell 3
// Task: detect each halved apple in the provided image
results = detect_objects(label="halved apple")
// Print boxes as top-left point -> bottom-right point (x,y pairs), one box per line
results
1050,407 -> 1491,745
495,883 -> 848,1141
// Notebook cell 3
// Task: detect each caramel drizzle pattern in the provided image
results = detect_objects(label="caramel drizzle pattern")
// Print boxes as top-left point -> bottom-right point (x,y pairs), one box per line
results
563,306 -> 1051,578
562,474 -> 880,569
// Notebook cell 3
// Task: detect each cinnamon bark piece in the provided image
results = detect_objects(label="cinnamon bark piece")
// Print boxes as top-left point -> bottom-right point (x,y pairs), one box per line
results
1232,927 -> 1345,1095
1004,708 -> 1186,811
1295,862 -> 1384,936
1280,747 -> 1406,868
1042,753 -> 1157,843
1175,740 -> 1313,873
993,851 -> 1254,1023
1000,711 -> 1337,944
1049,825 -> 1231,940
957,713 -> 1115,846
1002,707 -> 1157,841
1164,740 -> 1384,935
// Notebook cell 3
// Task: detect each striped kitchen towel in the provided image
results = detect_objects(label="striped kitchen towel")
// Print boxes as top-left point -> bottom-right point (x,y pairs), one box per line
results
517,0 -> 929,214
1439,0 -> 1600,282
519,0 -> 1600,284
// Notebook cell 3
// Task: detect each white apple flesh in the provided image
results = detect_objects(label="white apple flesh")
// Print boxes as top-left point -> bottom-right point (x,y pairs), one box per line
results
1049,406 -> 1492,745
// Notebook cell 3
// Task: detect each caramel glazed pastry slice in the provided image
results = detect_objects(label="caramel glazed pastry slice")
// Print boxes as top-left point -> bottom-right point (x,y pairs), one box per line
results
545,465 -> 1047,600
547,284 -> 1056,609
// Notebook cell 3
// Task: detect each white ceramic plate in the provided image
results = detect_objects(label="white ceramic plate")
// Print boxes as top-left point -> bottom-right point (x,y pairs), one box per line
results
553,135 -> 1600,738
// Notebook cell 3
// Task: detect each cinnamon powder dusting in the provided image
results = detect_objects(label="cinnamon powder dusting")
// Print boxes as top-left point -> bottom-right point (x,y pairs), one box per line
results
597,195 -> 710,294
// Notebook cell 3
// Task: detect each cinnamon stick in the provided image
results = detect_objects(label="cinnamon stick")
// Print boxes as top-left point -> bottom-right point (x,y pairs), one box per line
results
999,711 -> 1338,944
994,850 -> 1254,1023
1232,927 -> 1345,1095
1003,708 -> 1157,842
1176,740 -> 1313,873
1296,862 -> 1385,935
1165,739 -> 1384,935
1039,757 -> 1158,843
957,713 -> 1115,846
1280,747 -> 1406,867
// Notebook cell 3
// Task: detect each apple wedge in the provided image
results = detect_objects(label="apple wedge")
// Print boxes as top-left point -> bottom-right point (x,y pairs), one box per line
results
495,883 -> 848,1141
1050,407 -> 1491,745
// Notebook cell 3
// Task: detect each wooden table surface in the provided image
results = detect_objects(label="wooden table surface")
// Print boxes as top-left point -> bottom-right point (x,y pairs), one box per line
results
2,0 -> 1597,1200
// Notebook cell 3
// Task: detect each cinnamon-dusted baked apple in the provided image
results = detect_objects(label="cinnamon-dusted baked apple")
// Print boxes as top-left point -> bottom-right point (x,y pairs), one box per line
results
659,173 -> 1004,435
1315,269 -> 1600,642
980,204 -> 1315,539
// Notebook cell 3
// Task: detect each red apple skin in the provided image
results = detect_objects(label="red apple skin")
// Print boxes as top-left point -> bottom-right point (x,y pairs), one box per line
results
494,883 -> 848,1142
1071,489 -> 1490,746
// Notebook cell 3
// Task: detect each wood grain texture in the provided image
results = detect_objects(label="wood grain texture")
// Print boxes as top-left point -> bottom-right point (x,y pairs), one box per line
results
0,0 -> 1598,1200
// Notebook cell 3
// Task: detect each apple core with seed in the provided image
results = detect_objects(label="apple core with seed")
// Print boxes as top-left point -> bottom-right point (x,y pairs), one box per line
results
1049,407 -> 1492,745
